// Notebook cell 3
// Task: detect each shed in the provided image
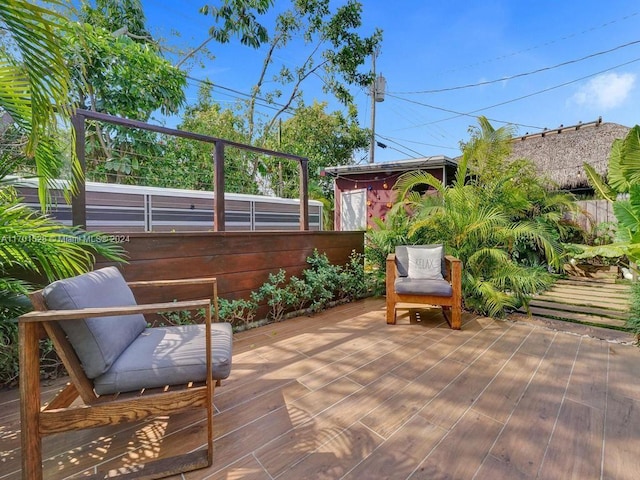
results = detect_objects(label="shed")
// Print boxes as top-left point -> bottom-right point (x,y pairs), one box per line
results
322,156 -> 458,231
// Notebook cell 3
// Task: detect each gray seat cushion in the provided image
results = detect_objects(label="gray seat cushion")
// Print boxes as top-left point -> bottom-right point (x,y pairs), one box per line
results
43,267 -> 147,379
395,277 -> 453,297
93,322 -> 233,395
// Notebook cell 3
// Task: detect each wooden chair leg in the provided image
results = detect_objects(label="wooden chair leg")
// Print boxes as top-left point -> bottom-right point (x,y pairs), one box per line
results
451,303 -> 462,330
19,322 -> 43,480
386,298 -> 396,324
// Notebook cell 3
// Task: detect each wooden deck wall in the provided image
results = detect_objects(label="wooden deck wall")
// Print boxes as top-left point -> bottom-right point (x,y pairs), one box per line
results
95,231 -> 364,308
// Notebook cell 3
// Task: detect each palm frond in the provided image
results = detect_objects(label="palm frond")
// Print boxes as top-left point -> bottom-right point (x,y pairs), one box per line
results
0,194 -> 126,282
620,125 -> 640,185
393,170 -> 444,198
584,162 -> 617,201
605,139 -> 629,194
0,0 -> 77,209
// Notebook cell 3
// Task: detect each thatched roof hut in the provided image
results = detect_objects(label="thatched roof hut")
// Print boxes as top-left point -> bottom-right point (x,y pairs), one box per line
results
508,118 -> 630,193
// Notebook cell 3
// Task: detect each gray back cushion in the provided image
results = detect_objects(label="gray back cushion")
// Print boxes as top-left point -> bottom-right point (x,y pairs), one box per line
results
395,245 -> 445,277
43,266 -> 147,379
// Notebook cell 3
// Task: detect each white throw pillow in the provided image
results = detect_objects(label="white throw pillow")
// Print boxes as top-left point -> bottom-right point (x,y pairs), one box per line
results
406,245 -> 443,280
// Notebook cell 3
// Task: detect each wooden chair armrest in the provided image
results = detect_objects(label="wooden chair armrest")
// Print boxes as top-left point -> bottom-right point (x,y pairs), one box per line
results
18,299 -> 211,323
386,253 -> 396,271
444,255 -> 462,298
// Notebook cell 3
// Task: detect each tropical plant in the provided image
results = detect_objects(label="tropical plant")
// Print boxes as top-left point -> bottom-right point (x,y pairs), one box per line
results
0,1 -> 128,386
0,168 -> 127,387
364,204 -> 412,293
369,117 -> 577,317
580,125 -> 640,264
627,280 -> 640,340
0,0 -> 77,206
394,166 -> 558,317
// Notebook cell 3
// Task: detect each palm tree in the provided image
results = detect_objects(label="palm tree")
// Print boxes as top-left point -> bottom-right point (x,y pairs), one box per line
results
394,155 -> 561,317
0,0 -> 82,205
381,116 -> 582,317
0,2 -> 124,319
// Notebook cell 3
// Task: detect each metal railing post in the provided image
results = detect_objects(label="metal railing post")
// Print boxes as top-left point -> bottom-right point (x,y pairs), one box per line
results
299,158 -> 309,230
71,113 -> 86,228
213,142 -> 225,231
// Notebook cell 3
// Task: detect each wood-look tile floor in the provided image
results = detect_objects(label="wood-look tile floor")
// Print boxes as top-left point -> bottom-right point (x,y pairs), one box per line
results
1,297 -> 639,479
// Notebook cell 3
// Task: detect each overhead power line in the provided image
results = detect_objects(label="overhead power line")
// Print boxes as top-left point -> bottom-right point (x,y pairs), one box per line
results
377,133 -> 460,152
431,56 -> 640,126
375,133 -> 426,158
438,11 -> 639,75
185,75 -> 295,115
386,93 -> 544,130
392,39 -> 640,94
391,56 -> 640,129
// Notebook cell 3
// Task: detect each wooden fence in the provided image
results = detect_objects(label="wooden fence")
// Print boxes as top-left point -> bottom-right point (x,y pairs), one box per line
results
95,231 -> 364,312
572,199 -> 615,231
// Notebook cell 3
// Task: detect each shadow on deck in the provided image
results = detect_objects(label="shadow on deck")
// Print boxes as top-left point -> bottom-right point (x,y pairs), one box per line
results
1,297 -> 639,479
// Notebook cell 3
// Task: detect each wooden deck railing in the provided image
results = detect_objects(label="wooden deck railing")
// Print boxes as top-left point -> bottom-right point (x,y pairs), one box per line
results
71,109 -> 309,231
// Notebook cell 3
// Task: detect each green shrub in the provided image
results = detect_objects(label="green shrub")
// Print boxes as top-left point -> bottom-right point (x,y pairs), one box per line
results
337,250 -> 367,301
303,250 -> 341,312
251,269 -> 298,322
286,274 -> 313,312
218,298 -> 257,330
627,281 -> 640,340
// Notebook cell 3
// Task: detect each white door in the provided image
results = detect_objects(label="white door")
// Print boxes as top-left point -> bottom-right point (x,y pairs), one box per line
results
340,189 -> 367,231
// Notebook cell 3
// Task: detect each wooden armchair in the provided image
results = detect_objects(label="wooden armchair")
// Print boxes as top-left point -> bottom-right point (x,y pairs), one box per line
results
19,267 -> 233,480
386,245 -> 462,329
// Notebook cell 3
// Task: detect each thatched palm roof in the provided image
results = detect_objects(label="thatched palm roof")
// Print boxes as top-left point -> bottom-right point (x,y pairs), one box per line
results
508,118 -> 630,191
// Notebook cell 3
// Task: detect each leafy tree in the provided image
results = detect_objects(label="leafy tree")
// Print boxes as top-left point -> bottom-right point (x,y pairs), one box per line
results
158,84 -> 259,193
263,100 -> 369,198
201,0 -> 382,188
64,1 -> 187,183
200,0 -> 273,48
80,0 -> 153,43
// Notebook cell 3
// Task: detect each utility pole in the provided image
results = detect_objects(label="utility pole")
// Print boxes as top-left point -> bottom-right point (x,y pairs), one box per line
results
369,51 -> 377,164
368,49 -> 385,164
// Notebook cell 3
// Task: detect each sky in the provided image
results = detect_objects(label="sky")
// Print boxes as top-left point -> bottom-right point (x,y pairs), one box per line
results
141,0 -> 640,164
